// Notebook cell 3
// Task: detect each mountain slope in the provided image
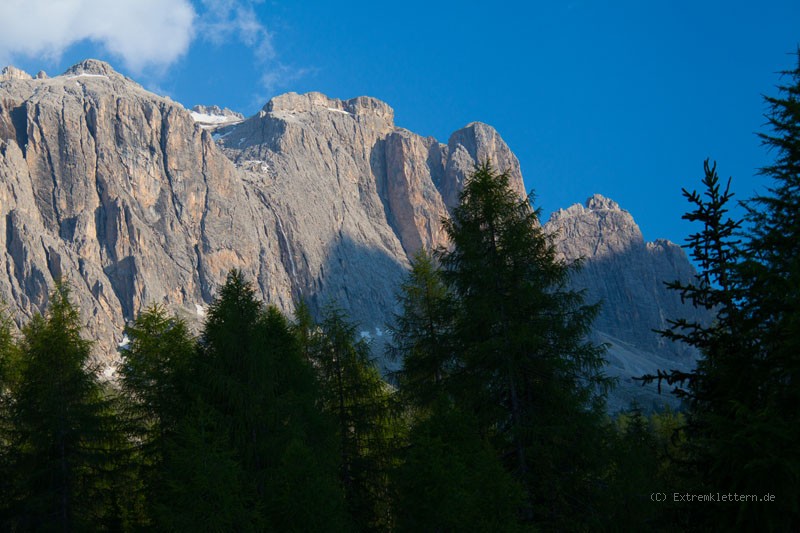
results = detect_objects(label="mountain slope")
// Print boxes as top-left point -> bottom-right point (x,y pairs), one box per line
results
546,195 -> 702,409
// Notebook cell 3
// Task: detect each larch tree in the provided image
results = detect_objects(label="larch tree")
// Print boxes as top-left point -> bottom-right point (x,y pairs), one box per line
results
438,161 -> 611,528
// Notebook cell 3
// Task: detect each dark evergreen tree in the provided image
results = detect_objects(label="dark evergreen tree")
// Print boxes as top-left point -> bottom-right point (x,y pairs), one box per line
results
439,161 -> 611,528
387,249 -> 456,409
1,284 -> 128,530
727,50 -> 800,530
603,407 -> 689,531
393,397 -> 525,532
0,305 -> 20,525
158,270 -> 347,531
118,304 -> 196,527
645,52 -> 800,530
304,304 -> 396,532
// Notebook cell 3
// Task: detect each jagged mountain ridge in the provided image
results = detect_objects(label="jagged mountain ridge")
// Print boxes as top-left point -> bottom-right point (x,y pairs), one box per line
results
0,59 -> 701,407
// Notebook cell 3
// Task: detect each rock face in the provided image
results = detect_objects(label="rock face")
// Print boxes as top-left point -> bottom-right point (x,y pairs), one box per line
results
0,58 -> 704,408
546,195 -> 706,410
0,60 -> 521,371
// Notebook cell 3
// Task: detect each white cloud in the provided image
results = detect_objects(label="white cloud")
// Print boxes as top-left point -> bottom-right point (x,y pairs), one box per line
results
0,0 -> 196,72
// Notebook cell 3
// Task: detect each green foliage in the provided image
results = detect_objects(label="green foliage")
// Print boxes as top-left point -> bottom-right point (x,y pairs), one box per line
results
386,162 -> 613,529
118,304 -> 197,527
439,161 -> 611,527
602,408 -> 688,531
387,249 -> 456,409
648,51 -> 800,530
155,405 -> 257,531
0,283 -> 130,531
393,398 -> 525,532
158,270 -> 347,531
302,304 -> 397,532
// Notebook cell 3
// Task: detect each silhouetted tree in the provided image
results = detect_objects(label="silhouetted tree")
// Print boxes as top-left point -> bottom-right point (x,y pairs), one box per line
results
647,51 -> 800,530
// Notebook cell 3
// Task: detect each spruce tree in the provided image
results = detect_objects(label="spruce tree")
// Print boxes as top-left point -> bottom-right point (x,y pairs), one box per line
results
649,51 -> 800,530
393,398 -> 525,533
118,304 -> 196,526
159,270 -> 347,531
732,49 -> 800,529
387,249 -> 456,409
0,305 -> 19,524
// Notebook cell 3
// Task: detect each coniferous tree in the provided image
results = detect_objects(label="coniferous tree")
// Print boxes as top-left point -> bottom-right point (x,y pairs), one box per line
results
0,305 -> 19,524
118,304 -> 196,527
648,52 -> 800,530
740,53 -> 800,524
304,304 -> 396,532
439,161 -> 611,528
393,397 -> 525,533
160,271 -> 347,531
387,249 -> 456,409
1,284 -> 127,530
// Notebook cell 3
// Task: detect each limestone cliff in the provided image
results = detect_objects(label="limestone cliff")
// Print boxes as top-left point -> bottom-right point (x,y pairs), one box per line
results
0,60 -> 521,370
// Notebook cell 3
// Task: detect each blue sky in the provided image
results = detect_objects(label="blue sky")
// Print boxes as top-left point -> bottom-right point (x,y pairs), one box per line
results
1,0 -> 798,247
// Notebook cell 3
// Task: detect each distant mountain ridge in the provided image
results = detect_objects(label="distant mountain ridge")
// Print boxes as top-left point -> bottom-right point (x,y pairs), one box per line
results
0,59 -> 701,408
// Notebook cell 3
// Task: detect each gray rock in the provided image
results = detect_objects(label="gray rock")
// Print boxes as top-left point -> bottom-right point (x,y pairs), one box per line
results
545,195 -> 708,410
1,66 -> 32,81
0,62 -> 520,374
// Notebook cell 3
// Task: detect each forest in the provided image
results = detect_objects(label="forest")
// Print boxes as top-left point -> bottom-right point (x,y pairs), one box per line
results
0,55 -> 798,531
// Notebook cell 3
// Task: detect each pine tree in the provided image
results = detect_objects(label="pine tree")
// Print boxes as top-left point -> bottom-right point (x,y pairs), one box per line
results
439,161 -> 611,527
118,304 -> 196,526
648,51 -> 800,530
158,270 -> 347,530
0,305 -> 20,524
393,398 -> 525,533
734,49 -> 800,529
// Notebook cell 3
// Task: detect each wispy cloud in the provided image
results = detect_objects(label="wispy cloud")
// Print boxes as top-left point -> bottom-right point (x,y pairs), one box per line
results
197,0 -> 274,60
197,0 -> 309,100
0,0 -> 196,72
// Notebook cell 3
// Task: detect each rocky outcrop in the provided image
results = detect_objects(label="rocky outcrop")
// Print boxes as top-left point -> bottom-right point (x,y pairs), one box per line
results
546,195 -> 706,410
1,59 -> 272,368
190,105 -> 244,128
1,66 -> 32,81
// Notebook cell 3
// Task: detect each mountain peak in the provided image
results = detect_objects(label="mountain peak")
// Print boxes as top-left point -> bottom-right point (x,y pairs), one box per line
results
585,193 -> 620,211
63,59 -> 118,77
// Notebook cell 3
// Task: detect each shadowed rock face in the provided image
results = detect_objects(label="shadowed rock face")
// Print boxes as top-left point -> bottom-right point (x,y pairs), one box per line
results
546,195 -> 707,411
0,59 -> 705,408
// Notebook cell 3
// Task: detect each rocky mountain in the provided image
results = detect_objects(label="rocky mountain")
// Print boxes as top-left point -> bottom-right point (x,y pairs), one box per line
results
0,59 -> 701,407
545,195 -> 703,410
